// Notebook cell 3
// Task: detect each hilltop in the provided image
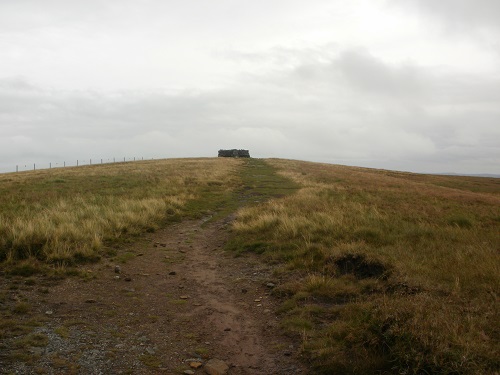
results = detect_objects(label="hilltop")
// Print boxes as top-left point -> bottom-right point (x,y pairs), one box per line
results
0,158 -> 498,374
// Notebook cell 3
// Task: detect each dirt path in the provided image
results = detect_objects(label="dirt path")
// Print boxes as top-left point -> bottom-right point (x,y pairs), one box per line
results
2,215 -> 307,374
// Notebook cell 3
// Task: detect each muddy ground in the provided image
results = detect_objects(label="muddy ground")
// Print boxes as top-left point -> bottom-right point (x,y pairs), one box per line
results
0,215 -> 308,374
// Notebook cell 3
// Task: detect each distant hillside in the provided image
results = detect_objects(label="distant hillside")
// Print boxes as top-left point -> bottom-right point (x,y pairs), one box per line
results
437,172 -> 500,178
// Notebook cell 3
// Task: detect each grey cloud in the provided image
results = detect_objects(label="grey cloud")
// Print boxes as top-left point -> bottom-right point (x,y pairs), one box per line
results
283,47 -> 500,108
334,50 -> 425,99
1,1 -> 498,176
394,0 -> 500,31
270,48 -> 429,107
249,47 -> 499,172
0,79 -> 296,171
1,43 -> 499,174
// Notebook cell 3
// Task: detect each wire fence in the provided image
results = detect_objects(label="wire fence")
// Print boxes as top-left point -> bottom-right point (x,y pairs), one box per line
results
7,156 -> 154,174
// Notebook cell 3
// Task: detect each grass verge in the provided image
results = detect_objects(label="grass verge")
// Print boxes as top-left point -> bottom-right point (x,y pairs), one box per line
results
0,158 -> 242,266
228,158 -> 500,374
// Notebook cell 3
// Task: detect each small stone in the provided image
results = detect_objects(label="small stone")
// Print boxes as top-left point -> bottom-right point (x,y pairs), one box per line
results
180,295 -> 189,299
45,310 -> 53,315
114,276 -> 120,280
254,299 -> 261,302
189,361 -> 202,369
183,370 -> 195,375
114,265 -> 121,274
263,309 -> 271,313
266,282 -> 276,288
205,358 -> 229,375
169,271 -> 177,275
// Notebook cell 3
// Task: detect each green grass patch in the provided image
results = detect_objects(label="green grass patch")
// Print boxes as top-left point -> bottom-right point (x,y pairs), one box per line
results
114,251 -> 136,264
13,333 -> 49,348
139,353 -> 162,367
447,215 -> 474,228
12,302 -> 31,314
54,326 -> 70,339
194,347 -> 209,357
7,263 -> 43,277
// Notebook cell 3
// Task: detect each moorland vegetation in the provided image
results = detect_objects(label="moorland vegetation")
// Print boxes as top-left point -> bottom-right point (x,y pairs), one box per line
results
0,157 -> 498,374
0,158 -> 241,265
231,159 -> 499,374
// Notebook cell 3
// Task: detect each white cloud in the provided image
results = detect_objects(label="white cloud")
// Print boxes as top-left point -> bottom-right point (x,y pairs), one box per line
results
0,1 -> 499,175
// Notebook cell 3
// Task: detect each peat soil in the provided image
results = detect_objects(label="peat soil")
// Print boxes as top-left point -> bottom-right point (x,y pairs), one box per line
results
0,215 -> 307,374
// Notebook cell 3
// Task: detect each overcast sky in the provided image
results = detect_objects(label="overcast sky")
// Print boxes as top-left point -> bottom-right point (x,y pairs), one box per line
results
1,0 -> 499,174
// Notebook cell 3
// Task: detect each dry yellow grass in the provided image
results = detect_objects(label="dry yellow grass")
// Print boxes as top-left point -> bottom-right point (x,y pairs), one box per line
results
0,158 -> 241,264
231,158 -> 500,374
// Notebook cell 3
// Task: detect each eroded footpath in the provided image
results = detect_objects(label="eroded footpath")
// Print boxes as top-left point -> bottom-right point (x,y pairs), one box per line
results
1,214 -> 307,374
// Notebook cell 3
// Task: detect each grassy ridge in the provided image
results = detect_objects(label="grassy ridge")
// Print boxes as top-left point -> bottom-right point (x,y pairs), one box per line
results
0,158 -> 242,264
1,157 -> 498,373
230,159 -> 500,374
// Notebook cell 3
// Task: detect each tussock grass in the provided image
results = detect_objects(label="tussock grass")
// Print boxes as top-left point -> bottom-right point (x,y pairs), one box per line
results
0,158 -> 241,264
231,159 -> 500,374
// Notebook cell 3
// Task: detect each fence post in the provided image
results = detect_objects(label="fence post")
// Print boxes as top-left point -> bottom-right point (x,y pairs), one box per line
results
90,159 -> 92,165
64,161 -> 66,167
50,162 -> 51,169
34,163 -> 36,171
123,157 -> 125,162
16,165 -> 18,172
113,157 -> 115,163
101,159 -> 103,164
77,160 -> 79,166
